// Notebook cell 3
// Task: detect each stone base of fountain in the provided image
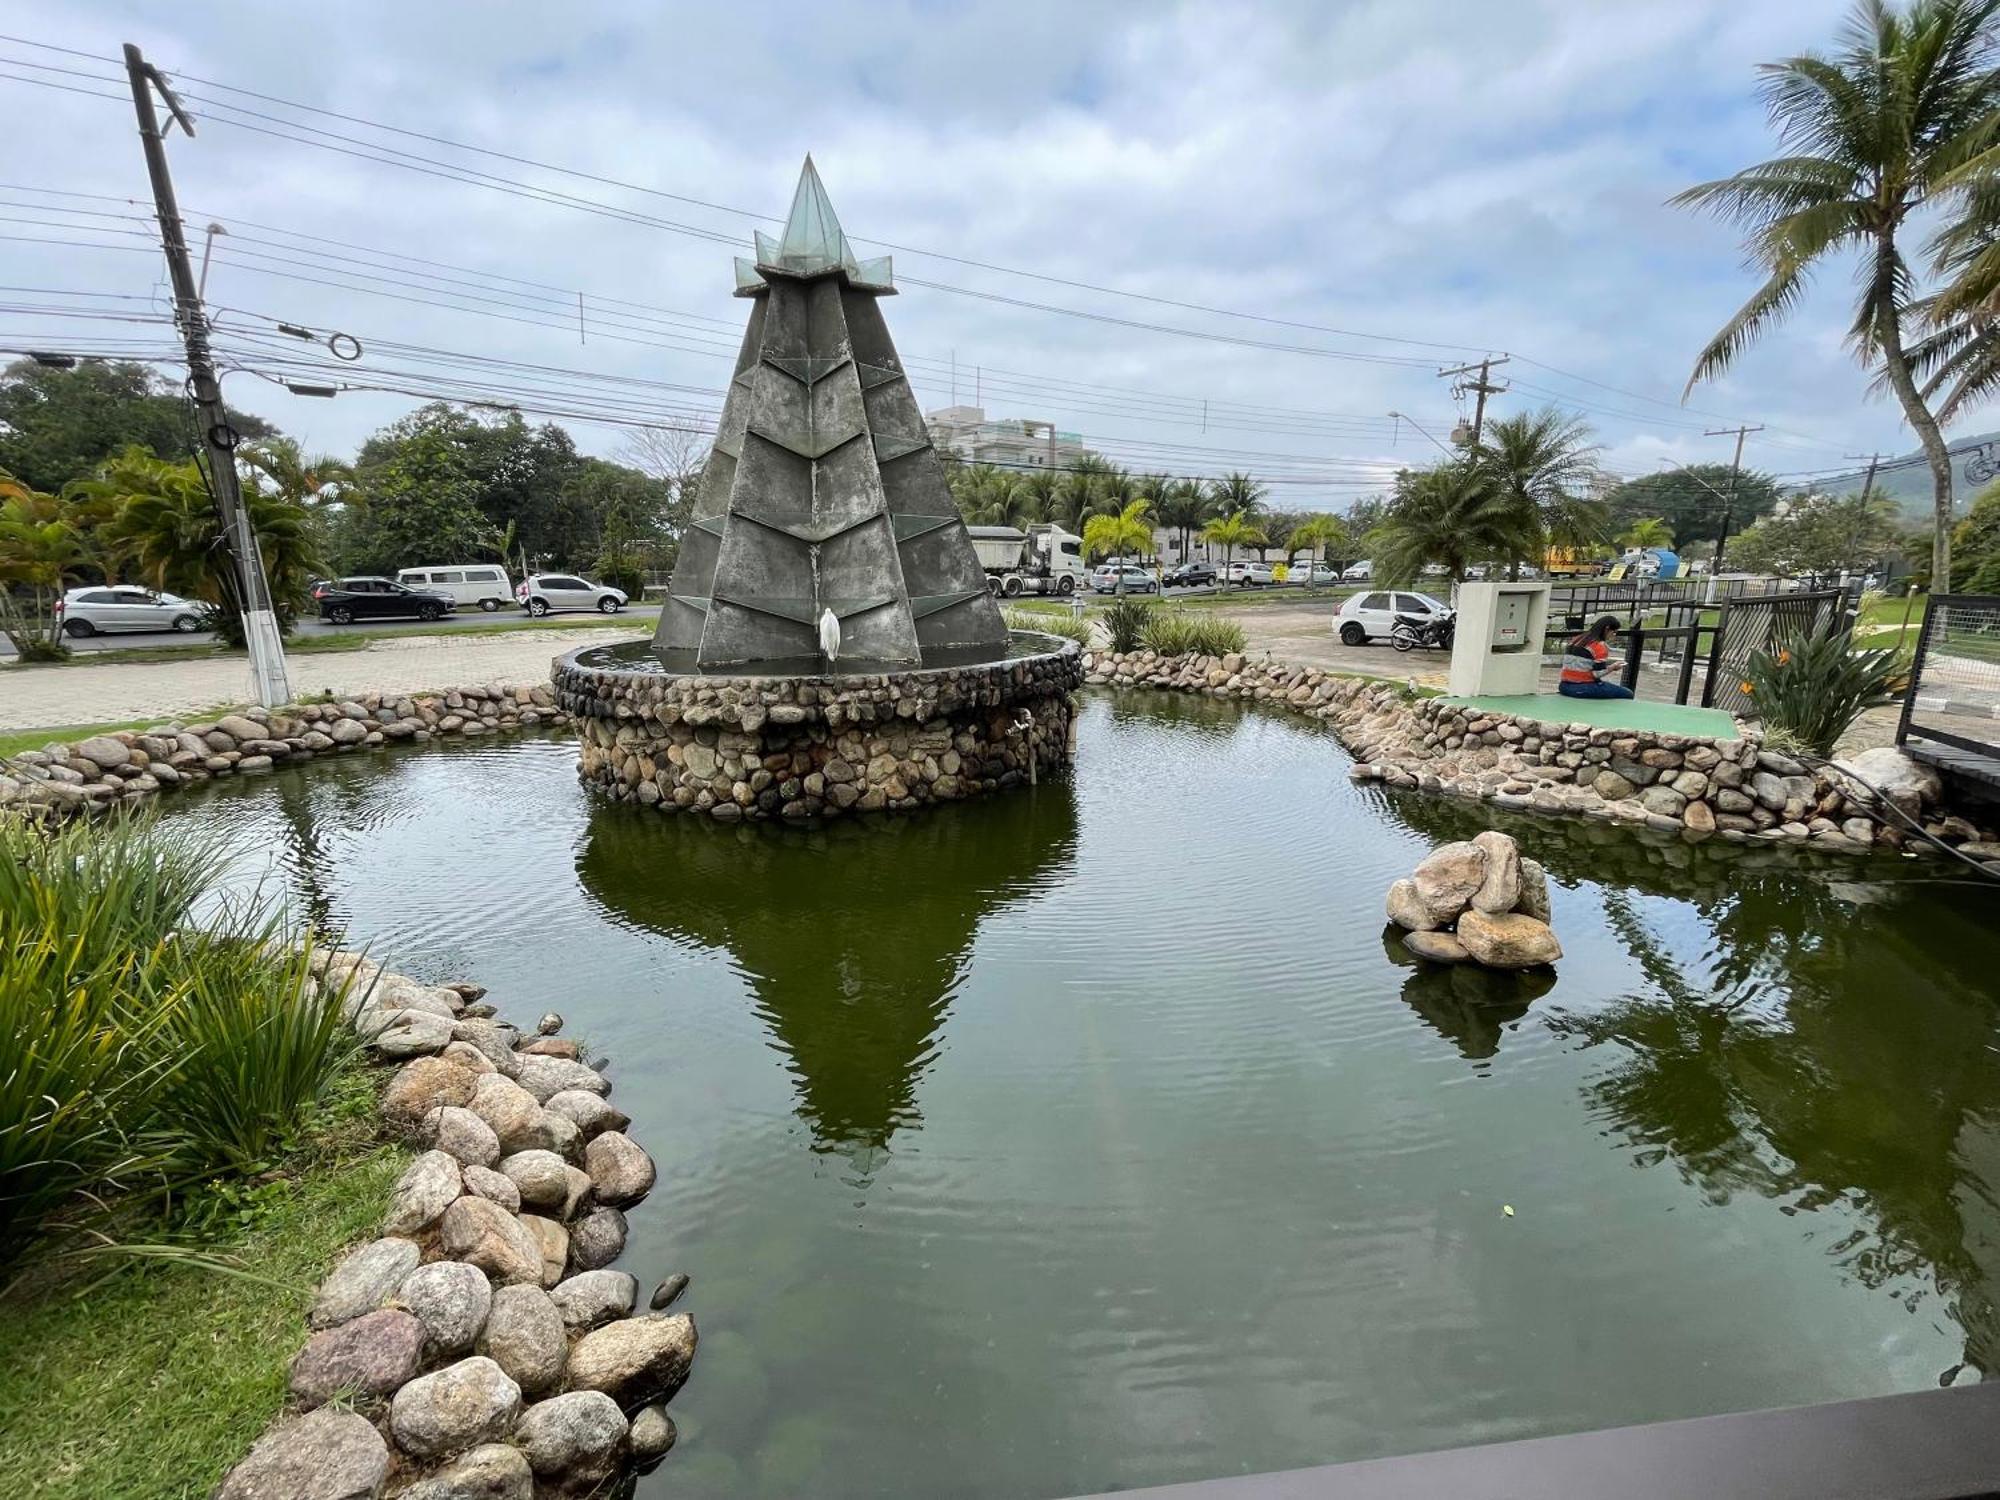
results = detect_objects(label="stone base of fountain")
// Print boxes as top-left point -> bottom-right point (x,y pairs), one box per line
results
553,635 -> 1083,821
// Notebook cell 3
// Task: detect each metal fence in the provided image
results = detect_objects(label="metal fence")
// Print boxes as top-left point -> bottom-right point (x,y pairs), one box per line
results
1896,593 -> 2000,761
1700,589 -> 1851,714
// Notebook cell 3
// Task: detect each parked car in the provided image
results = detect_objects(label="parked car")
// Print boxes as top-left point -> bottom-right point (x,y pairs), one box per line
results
1089,565 -> 1160,595
56,585 -> 205,637
396,564 -> 514,611
1226,560 -> 1276,586
517,573 -> 628,615
312,576 -> 455,624
1286,562 -> 1339,587
1342,559 -> 1374,581
1164,561 -> 1217,588
1334,589 -> 1450,646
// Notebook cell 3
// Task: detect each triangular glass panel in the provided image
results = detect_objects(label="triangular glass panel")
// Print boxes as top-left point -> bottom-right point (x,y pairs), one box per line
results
855,362 -> 903,390
850,254 -> 895,291
774,156 -> 852,275
690,514 -> 727,537
733,257 -> 766,294
753,230 -> 782,267
665,594 -> 711,615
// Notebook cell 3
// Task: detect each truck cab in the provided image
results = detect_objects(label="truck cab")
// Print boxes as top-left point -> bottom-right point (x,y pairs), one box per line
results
969,523 -> 1086,597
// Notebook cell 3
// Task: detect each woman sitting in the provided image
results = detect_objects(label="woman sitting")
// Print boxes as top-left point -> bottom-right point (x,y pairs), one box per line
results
1559,615 -> 1634,700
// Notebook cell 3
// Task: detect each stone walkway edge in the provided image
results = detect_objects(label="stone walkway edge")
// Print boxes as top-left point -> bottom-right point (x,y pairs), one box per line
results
217,953 -> 694,1499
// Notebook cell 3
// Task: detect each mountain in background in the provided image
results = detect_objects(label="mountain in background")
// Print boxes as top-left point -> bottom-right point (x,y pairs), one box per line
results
1783,429 -> 2000,523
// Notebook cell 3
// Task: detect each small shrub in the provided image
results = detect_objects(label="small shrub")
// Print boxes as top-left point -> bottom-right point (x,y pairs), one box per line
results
12,638 -> 69,663
1101,597 -> 1156,653
1140,610 -> 1248,657
1003,608 -> 1092,647
1741,625 -> 1903,757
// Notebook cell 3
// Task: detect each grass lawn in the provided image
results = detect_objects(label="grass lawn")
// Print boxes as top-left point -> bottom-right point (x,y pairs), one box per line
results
0,1065 -> 406,1500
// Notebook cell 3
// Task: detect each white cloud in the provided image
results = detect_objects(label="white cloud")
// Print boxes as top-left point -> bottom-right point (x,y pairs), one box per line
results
0,0 -> 1953,502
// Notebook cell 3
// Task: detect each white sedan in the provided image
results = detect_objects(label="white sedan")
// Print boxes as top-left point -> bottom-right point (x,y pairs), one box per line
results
57,585 -> 206,637
1334,589 -> 1449,646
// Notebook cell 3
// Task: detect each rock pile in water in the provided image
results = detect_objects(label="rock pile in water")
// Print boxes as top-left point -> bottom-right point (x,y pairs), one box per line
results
1385,830 -> 1562,969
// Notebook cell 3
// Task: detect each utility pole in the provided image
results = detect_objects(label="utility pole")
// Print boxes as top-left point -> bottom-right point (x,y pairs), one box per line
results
122,43 -> 289,707
1702,423 -> 1762,596
1437,355 -> 1510,447
1844,452 -> 1885,590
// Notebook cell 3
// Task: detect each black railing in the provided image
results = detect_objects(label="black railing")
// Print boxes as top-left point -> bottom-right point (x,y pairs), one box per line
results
1701,589 -> 1851,714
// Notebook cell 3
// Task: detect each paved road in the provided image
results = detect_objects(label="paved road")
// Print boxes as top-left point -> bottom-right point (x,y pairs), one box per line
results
0,603 -> 666,658
0,623 -> 647,735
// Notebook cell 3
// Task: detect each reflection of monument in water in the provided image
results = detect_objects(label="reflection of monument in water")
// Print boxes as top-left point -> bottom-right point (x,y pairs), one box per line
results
575,782 -> 1079,1168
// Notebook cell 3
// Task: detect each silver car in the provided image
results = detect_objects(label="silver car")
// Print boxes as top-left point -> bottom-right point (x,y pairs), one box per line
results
58,585 -> 206,637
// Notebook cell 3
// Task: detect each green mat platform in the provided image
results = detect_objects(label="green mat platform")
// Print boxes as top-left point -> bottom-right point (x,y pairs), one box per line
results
1441,694 -> 1741,741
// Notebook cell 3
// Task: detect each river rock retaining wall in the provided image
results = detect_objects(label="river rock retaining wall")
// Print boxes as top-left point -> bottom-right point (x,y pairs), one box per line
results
552,640 -> 1084,821
0,683 -> 565,821
218,953 -> 693,1500
1083,648 -> 1999,859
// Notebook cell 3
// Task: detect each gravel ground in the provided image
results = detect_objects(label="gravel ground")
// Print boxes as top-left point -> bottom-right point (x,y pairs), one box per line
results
0,624 -> 644,734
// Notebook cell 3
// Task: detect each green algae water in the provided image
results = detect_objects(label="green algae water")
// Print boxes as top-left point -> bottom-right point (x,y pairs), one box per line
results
163,692 -> 2000,1499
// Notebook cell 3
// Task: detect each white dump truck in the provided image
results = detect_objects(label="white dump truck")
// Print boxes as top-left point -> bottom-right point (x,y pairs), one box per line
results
968,523 -> 1087,597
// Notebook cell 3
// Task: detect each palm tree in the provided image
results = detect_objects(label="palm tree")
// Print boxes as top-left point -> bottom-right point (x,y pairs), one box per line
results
1373,461 -> 1522,586
90,447 -> 324,631
1200,507 -> 1269,582
0,472 -> 88,659
1044,452 -> 1117,530
1673,0 -> 2000,587
1283,514 -> 1353,575
1155,478 -> 1213,562
1476,408 -> 1607,576
1621,517 -> 1676,549
1212,471 -> 1266,516
1081,499 -> 1155,594
239,436 -> 353,510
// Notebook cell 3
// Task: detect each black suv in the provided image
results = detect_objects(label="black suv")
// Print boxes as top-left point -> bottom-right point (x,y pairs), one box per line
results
1165,562 -> 1217,588
312,576 -> 455,624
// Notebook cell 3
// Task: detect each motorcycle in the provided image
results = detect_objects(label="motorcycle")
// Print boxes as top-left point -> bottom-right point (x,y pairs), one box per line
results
1390,609 -> 1456,652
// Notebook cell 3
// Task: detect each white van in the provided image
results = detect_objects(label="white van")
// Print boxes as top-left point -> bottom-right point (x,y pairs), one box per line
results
396,565 -> 514,611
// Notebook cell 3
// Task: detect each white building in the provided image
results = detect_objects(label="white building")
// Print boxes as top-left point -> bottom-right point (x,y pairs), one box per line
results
927,406 -> 1087,473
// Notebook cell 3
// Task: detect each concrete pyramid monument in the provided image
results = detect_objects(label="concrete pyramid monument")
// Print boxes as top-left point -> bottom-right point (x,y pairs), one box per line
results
655,158 -> 1007,670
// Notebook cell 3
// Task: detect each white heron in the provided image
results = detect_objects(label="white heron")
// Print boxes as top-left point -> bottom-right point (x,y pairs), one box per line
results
817,607 -> 841,663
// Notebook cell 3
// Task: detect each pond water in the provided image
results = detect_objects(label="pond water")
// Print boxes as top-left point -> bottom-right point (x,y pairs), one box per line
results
163,692 -> 2000,1499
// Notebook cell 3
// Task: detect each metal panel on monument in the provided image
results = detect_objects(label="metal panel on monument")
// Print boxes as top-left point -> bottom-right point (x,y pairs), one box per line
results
657,157 -> 1007,671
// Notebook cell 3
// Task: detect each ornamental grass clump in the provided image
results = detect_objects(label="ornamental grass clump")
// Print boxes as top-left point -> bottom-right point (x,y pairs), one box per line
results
1140,610 -> 1248,658
1101,596 -> 1156,653
1741,626 -> 1904,757
1003,607 -> 1093,647
0,816 -> 354,1264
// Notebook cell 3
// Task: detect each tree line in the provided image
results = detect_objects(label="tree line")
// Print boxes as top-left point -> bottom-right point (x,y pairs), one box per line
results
0,359 -> 699,658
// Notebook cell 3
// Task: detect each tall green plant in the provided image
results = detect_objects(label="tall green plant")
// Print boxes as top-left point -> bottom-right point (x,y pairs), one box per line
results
1741,626 -> 1904,754
1101,596 -> 1155,653
0,817 -> 354,1261
0,471 -> 88,661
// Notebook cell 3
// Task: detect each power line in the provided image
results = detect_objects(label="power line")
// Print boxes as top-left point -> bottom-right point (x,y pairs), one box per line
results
0,38 -> 1875,449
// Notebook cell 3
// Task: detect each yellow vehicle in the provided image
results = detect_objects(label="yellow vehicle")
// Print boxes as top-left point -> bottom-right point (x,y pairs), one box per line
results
1544,548 -> 1609,578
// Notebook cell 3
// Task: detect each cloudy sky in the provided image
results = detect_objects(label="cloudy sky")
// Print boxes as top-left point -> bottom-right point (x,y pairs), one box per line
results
0,1 -> 1953,509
